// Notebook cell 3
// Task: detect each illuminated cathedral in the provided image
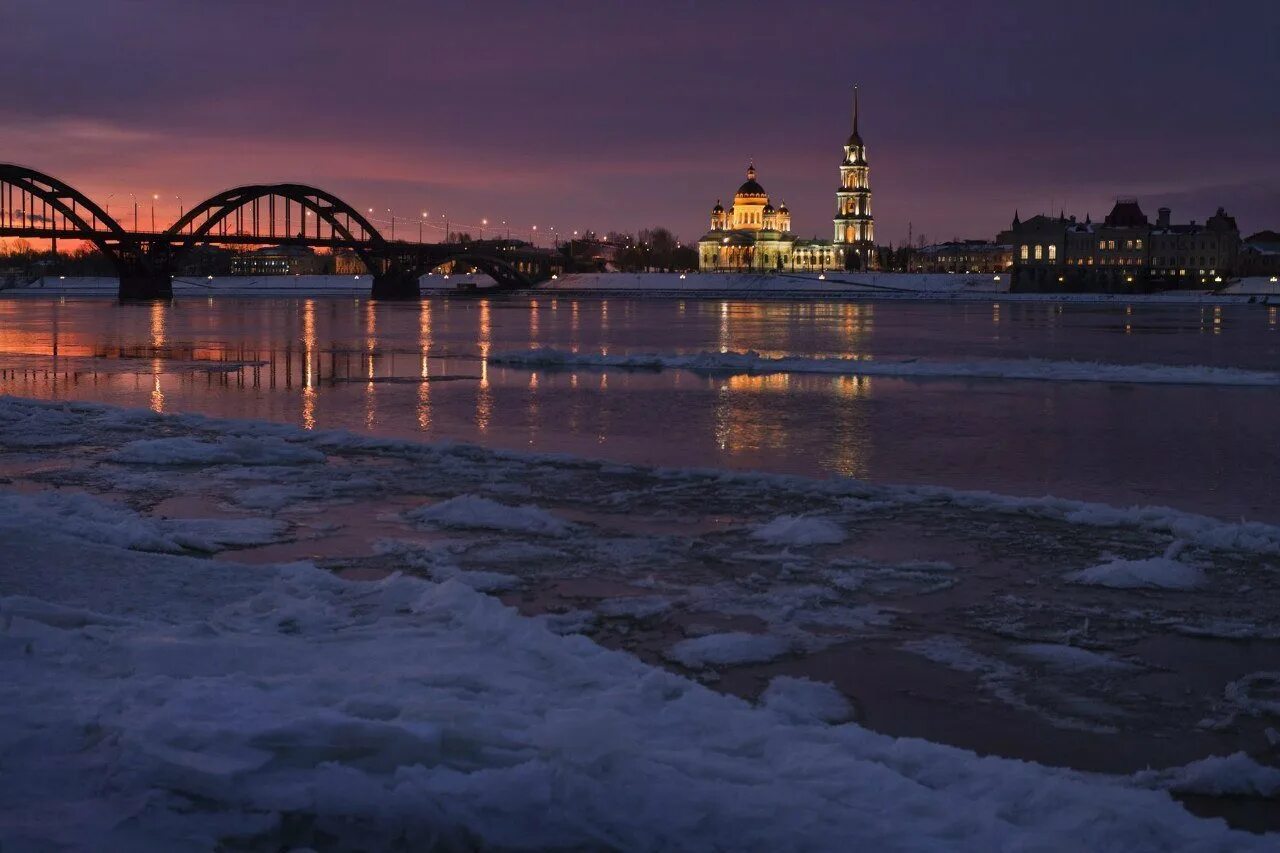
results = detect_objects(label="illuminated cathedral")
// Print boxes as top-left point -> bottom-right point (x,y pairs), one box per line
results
698,89 -> 875,272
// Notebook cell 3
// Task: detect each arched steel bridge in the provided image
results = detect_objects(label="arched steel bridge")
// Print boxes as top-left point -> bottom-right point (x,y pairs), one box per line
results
0,164 -> 557,299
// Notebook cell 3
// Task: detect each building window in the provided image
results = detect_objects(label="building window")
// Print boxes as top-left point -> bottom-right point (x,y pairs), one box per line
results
1034,245 -> 1043,260
1135,239 -> 1143,249
1048,245 -> 1057,261
1020,245 -> 1029,260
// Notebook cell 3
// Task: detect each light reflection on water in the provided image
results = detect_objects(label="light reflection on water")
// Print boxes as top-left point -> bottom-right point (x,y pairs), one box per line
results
1,295 -> 1278,521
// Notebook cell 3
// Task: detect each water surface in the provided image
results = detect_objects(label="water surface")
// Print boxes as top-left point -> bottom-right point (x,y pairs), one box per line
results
2,295 -> 1277,521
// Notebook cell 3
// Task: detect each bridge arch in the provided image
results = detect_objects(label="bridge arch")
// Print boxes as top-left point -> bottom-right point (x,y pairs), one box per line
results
165,183 -> 389,273
0,163 -> 145,273
423,252 -> 531,289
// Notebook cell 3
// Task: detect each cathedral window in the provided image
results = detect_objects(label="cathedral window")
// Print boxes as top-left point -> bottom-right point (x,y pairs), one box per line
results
1034,245 -> 1043,260
1048,245 -> 1057,261
1021,245 -> 1029,260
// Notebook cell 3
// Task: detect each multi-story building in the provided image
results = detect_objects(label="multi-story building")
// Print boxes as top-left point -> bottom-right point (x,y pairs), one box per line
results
1009,200 -> 1241,291
1148,206 -> 1240,285
231,245 -> 324,276
909,240 -> 1012,273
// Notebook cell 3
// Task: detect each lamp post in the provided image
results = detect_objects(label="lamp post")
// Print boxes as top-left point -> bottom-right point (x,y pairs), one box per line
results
175,196 -> 183,221
386,208 -> 394,241
151,194 -> 158,232
441,213 -> 448,243
129,193 -> 138,231
481,218 -> 487,240
420,212 -> 428,243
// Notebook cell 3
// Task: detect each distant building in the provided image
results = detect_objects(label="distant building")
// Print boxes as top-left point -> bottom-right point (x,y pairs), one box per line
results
332,249 -> 368,275
698,89 -> 875,273
231,245 -> 324,276
910,240 -> 1012,273
1240,231 -> 1280,277
1148,207 -> 1240,284
833,87 -> 875,270
1009,200 -> 1242,291
697,163 -> 837,271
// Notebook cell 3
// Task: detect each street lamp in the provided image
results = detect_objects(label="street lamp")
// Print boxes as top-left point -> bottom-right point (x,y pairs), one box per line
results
175,195 -> 183,221
420,212 -> 428,243
387,208 -> 394,241
481,218 -> 487,240
129,193 -> 138,231
151,194 -> 158,231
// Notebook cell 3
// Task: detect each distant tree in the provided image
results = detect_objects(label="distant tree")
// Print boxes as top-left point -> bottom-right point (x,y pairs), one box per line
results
639,227 -> 678,271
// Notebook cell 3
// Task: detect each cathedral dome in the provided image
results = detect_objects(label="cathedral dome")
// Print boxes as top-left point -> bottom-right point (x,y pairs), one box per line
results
736,163 -> 767,197
763,202 -> 775,213
712,199 -> 724,213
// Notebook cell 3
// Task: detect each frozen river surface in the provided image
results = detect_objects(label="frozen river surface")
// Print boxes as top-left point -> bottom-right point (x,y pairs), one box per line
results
2,295 -> 1279,846
2,294 -> 1278,521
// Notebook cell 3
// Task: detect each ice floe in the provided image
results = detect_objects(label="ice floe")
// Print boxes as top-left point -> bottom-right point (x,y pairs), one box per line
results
407,494 -> 573,537
489,346 -> 1280,387
751,514 -> 846,546
666,631 -> 792,668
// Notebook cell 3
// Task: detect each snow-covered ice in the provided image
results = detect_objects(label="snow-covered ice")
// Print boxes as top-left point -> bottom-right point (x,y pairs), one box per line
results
0,395 -> 1277,849
666,631 -> 792,668
751,514 -> 847,546
407,493 -> 573,536
490,346 -> 1280,387
1067,554 -> 1206,590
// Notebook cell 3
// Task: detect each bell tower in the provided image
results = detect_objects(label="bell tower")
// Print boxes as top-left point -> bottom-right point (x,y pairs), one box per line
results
834,86 -> 875,269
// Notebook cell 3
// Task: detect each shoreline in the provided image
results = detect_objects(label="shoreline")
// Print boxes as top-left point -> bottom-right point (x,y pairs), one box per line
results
2,272 -> 1276,305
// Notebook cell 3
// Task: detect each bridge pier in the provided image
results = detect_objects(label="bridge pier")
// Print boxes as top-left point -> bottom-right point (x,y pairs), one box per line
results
118,273 -> 173,301
371,271 -> 421,300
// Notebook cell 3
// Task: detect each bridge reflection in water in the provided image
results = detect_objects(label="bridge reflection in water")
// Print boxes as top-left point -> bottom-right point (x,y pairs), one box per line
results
0,297 -> 876,479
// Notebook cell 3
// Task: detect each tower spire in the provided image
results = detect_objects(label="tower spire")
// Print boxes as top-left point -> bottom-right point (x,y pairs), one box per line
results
853,85 -> 859,135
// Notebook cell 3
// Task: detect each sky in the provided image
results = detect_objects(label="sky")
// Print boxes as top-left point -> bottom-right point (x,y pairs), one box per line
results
2,0 -> 1278,246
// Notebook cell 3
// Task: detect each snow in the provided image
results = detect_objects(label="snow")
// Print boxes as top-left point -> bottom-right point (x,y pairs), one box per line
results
489,346 -> 1280,387
111,435 -> 326,466
760,676 -> 855,724
751,514 -> 847,546
0,490 -> 287,554
406,493 -> 572,537
10,272 -> 1276,305
666,631 -> 792,668
0,395 -> 1277,849
1134,752 -> 1280,798
1012,643 -> 1140,672
1066,556 -> 1206,590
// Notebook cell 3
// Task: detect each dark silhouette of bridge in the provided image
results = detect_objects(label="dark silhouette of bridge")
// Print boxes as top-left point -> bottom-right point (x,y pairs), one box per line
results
0,164 -> 559,299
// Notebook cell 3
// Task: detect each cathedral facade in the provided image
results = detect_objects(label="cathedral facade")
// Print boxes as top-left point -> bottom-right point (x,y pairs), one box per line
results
698,91 -> 875,272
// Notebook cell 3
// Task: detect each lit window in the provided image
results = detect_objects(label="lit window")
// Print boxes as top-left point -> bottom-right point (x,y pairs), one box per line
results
1048,245 -> 1057,261
1020,245 -> 1028,260
1136,239 -> 1143,249
1034,245 -> 1043,260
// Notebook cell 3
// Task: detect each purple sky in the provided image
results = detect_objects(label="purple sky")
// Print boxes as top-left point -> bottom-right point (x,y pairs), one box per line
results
4,0 -> 1278,245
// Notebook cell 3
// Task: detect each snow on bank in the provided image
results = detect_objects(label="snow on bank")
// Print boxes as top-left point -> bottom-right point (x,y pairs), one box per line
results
489,347 -> 1280,387
0,497 -> 1271,851
407,494 -> 573,536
